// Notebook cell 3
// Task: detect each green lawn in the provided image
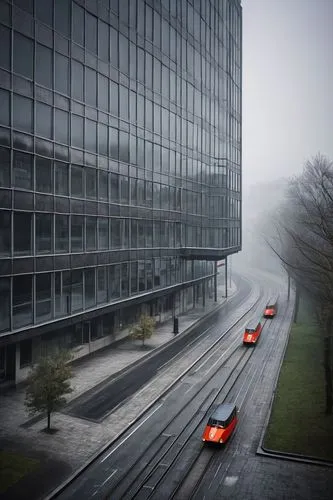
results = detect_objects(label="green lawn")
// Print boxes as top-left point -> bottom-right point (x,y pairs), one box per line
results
0,450 -> 40,494
264,298 -> 333,461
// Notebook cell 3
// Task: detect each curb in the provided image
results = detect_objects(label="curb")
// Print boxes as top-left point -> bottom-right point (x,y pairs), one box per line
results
45,281 -> 258,499
256,292 -> 333,468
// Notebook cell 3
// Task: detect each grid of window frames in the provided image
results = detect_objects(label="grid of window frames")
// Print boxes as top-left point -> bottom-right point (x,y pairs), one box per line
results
0,0 -> 241,334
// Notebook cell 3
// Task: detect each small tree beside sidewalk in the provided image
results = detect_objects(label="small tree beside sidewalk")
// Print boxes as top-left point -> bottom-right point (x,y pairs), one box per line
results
130,313 -> 156,347
25,350 -> 73,433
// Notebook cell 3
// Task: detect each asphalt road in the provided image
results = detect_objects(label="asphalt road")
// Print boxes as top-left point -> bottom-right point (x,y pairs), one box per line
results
65,274 -> 254,422
55,271 -> 333,500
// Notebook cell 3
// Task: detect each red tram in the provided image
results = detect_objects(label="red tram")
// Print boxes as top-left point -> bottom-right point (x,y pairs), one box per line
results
202,403 -> 238,444
243,319 -> 262,345
264,301 -> 278,318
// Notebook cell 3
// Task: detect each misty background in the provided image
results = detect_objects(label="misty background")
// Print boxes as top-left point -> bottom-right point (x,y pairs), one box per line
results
237,0 -> 333,272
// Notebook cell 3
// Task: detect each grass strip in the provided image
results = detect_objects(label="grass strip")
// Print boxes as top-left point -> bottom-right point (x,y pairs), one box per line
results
0,450 -> 40,493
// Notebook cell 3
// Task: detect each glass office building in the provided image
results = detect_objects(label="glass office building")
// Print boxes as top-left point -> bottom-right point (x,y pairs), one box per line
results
0,0 -> 242,383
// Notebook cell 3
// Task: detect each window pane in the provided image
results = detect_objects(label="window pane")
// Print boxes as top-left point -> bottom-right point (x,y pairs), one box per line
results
98,124 -> 108,156
99,170 -> 108,200
86,216 -> 96,250
109,264 -> 120,299
98,20 -> 109,61
71,215 -> 84,251
0,89 -> 10,127
55,53 -> 69,95
55,0 -> 70,37
110,172 -> 119,202
36,273 -> 52,321
86,168 -> 97,199
0,211 -> 11,256
36,102 -> 53,139
85,68 -> 97,107
119,34 -> 128,75
71,270 -> 83,311
36,44 -> 53,88
110,81 -> 119,116
121,262 -> 129,297
35,157 -> 52,193
0,278 -> 10,332
110,27 -> 118,68
98,74 -> 109,111
110,218 -> 121,248
85,12 -> 97,54
55,161 -> 69,195
85,269 -> 96,308
0,25 -> 10,71
119,86 -> 129,121
97,267 -> 107,304
13,95 -> 33,133
13,151 -> 33,189
13,32 -> 33,79
55,109 -> 69,144
14,212 -> 31,255
36,0 -> 53,25
71,165 -> 84,197
98,218 -> 109,249
55,214 -> 69,252
0,147 -> 10,187
36,213 -> 52,254
71,115 -> 84,149
13,275 -> 33,328
72,3 -> 84,45
85,119 -> 97,153
71,61 -> 84,101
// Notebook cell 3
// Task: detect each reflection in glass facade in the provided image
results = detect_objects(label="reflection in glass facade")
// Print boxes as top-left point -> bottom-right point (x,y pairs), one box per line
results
0,0 -> 242,377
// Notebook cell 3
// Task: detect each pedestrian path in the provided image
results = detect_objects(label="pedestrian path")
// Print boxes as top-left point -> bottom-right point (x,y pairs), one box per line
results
0,278 -> 235,500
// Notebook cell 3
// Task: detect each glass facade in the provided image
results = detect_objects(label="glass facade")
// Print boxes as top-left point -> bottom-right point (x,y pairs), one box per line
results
0,0 -> 241,347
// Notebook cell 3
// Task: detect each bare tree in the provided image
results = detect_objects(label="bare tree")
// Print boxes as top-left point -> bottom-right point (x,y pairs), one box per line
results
268,154 -> 333,414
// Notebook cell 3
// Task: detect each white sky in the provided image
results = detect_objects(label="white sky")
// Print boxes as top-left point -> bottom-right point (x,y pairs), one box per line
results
242,0 -> 333,186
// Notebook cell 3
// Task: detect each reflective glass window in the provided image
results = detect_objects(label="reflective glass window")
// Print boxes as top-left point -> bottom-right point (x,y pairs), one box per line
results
85,119 -> 97,153
85,68 -> 97,107
131,219 -> 137,247
0,211 -> 10,256
0,147 -> 10,187
0,278 -> 10,332
99,170 -> 108,200
55,161 -> 69,195
55,53 -> 69,95
131,261 -> 138,294
13,151 -> 33,189
36,0 -> 53,25
36,102 -> 53,139
36,44 -> 53,88
14,212 -> 31,254
98,74 -> 109,111
85,268 -> 96,308
71,215 -> 84,251
137,48 -> 144,82
153,11 -> 161,48
71,165 -> 84,197
110,81 -> 119,116
97,267 -> 108,304
119,132 -> 129,163
145,52 -> 152,89
109,127 -> 119,160
129,42 -> 137,80
98,218 -> 109,249
85,12 -> 97,54
110,27 -> 119,68
98,124 -> 108,157
55,109 -> 69,144
86,167 -> 97,199
13,95 -> 33,133
138,260 -> 145,291
129,134 -> 136,164
13,275 -> 33,328
121,262 -> 129,297
98,20 -> 109,61
162,19 -> 170,56
71,115 -> 84,149
55,214 -> 69,252
71,269 -> 83,311
71,61 -> 84,101
36,157 -> 52,193
55,0 -> 70,37
72,3 -> 84,46
153,58 -> 161,93
0,90 -> 10,127
110,173 -> 119,202
145,100 -> 153,131
119,34 -> 129,75
36,213 -> 52,253
110,218 -> 121,248
13,32 -> 33,79
109,264 -> 120,299
86,216 -> 97,250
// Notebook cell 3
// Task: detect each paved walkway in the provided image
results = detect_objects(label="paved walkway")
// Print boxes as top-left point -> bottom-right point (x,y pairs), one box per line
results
0,277 -> 235,500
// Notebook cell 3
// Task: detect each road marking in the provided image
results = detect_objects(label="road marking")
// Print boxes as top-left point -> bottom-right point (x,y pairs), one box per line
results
91,470 -> 117,497
100,403 -> 163,463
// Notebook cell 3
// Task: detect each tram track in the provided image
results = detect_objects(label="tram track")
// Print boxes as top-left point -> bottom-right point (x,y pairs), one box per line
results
103,294 -> 273,500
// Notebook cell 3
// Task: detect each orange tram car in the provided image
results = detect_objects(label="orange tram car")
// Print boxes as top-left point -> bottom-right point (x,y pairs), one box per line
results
264,300 -> 278,318
202,403 -> 238,445
243,319 -> 262,345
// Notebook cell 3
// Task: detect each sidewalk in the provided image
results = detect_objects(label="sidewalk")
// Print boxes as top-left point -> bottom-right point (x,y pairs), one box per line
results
0,278 -> 235,500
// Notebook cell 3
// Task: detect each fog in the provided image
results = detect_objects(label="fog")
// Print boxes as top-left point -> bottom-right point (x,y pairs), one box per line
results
237,0 -> 333,272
